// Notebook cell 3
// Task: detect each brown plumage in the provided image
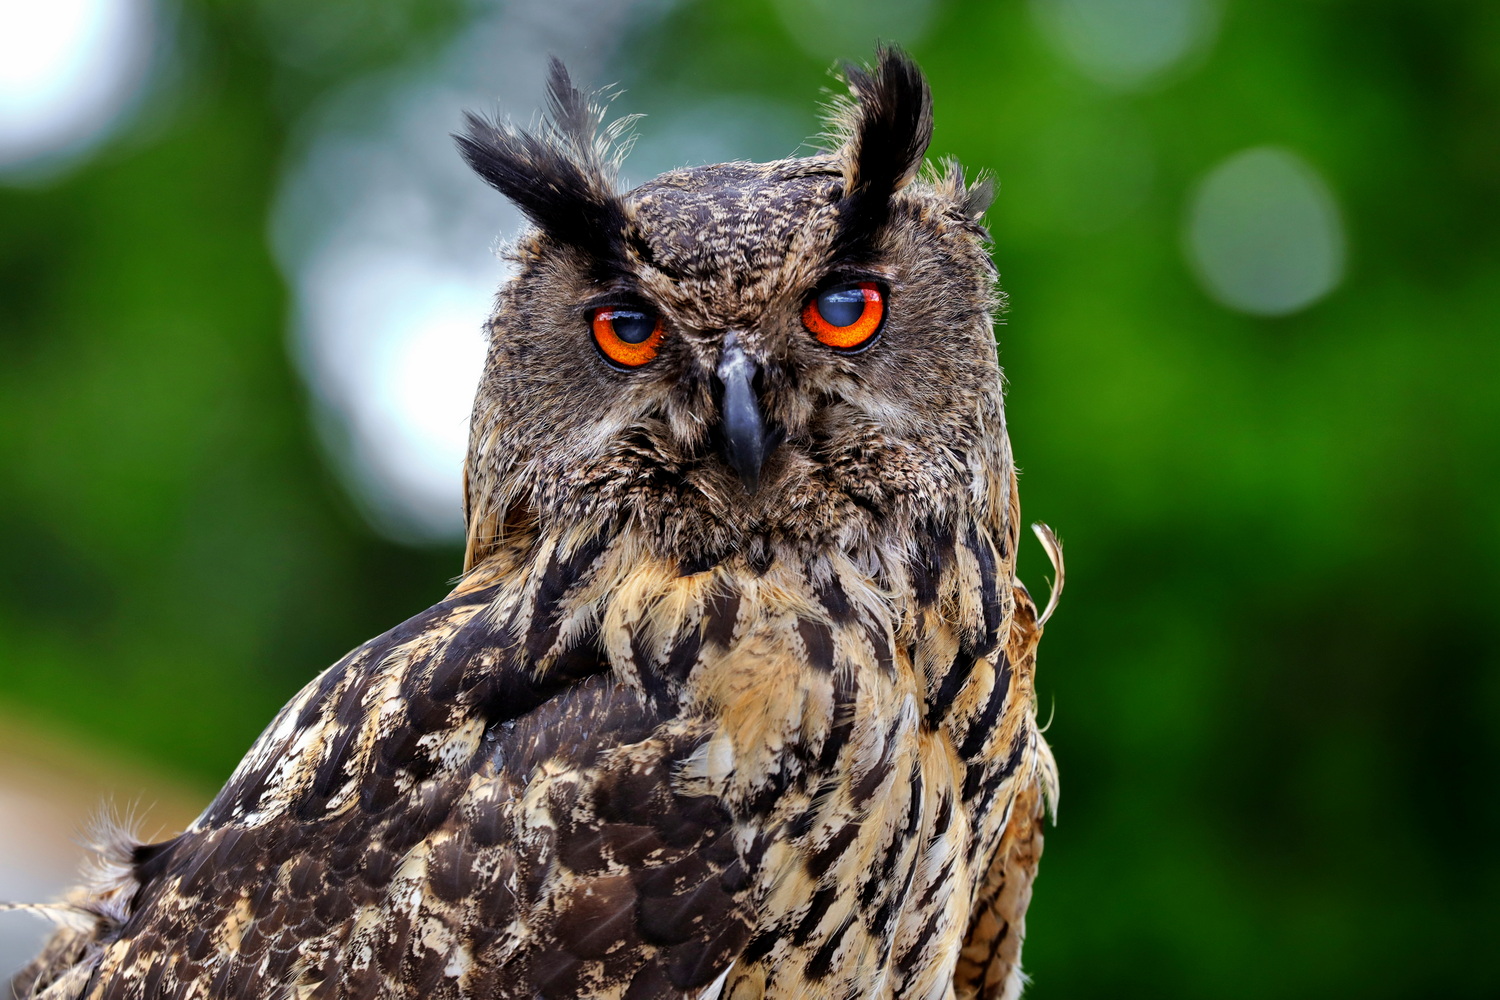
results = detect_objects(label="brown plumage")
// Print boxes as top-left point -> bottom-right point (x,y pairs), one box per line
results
8,49 -> 1060,1000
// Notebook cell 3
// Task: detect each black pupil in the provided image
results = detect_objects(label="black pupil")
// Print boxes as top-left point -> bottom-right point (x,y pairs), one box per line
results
609,310 -> 655,344
817,287 -> 867,327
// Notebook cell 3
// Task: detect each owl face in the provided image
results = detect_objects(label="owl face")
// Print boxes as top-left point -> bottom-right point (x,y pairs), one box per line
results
459,53 -> 1003,570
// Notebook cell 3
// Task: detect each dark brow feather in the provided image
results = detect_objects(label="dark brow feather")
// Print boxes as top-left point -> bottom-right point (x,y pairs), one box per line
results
826,46 -> 935,263
455,58 -> 637,280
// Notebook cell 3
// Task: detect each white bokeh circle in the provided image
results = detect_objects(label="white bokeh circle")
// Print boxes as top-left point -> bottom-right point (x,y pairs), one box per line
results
0,0 -> 157,173
1185,146 -> 1346,317
1030,0 -> 1221,90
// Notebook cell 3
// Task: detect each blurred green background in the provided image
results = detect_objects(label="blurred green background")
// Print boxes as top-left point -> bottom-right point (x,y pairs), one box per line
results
1,0 -> 1496,995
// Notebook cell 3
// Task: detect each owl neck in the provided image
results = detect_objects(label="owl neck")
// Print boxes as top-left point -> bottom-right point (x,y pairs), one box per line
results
460,481 -> 1017,713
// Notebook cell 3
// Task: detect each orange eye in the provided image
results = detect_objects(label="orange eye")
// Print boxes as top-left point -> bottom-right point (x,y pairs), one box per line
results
591,307 -> 664,368
802,282 -> 885,351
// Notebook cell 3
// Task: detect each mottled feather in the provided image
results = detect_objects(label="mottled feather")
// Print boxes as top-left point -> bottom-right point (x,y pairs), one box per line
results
10,48 -> 1059,1000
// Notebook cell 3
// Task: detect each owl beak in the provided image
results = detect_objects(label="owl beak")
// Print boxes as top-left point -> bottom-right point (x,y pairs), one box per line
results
715,331 -> 770,492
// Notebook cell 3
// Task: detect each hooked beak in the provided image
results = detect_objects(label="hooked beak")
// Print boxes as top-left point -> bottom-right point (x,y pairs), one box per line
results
715,331 -> 772,491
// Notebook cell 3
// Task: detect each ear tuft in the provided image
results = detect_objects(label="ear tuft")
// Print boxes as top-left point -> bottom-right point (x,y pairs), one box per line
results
454,58 -> 636,277
826,46 -> 934,259
962,175 -> 996,218
542,57 -> 596,156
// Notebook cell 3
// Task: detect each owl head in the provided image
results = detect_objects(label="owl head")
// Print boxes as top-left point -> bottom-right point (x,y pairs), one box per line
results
456,49 -> 1005,574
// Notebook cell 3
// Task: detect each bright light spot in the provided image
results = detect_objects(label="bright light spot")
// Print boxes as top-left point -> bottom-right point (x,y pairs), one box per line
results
771,0 -> 938,62
1185,146 -> 1346,317
273,0 -> 697,544
273,77 -> 509,543
298,243 -> 493,540
0,0 -> 156,172
382,303 -> 486,495
1030,0 -> 1220,90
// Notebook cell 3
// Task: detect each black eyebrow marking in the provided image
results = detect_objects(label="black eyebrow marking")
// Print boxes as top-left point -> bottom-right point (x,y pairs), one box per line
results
825,47 -> 934,264
455,58 -> 639,283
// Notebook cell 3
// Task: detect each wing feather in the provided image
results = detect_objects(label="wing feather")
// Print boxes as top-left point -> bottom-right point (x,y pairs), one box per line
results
953,552 -> 1060,1000
11,540 -> 762,1000
954,779 -> 1049,1000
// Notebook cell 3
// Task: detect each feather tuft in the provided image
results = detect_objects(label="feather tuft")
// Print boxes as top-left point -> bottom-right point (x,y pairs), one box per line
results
824,46 -> 935,260
1031,523 -> 1064,627
455,57 -> 639,279
0,902 -> 97,933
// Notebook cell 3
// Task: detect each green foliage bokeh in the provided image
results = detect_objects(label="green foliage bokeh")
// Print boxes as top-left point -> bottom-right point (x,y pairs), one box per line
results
1,1 -> 1495,996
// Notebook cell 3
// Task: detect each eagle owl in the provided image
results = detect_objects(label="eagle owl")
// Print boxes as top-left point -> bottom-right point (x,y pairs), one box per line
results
9,49 -> 1061,1000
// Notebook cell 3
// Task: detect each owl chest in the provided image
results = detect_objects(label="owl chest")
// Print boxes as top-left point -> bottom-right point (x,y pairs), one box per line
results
697,652 -> 1001,1000
598,551 -> 1021,996
718,718 -> 990,1000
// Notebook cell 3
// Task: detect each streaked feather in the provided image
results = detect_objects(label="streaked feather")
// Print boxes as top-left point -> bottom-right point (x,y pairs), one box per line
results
10,47 -> 1060,1000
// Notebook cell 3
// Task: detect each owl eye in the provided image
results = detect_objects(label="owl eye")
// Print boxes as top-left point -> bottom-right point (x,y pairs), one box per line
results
591,307 -> 664,368
802,282 -> 885,351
